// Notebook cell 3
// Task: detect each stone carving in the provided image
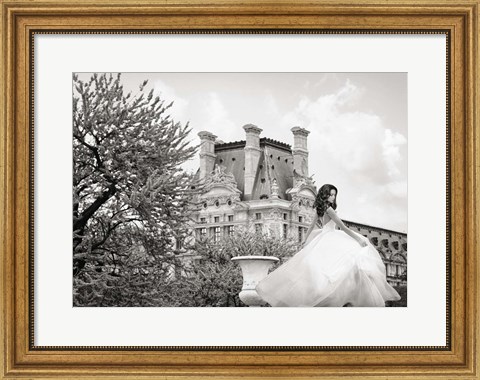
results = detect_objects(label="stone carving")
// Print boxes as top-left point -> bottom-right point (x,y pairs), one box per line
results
290,202 -> 300,212
269,208 -> 281,220
271,178 -> 280,198
286,170 -> 316,201
291,194 -> 316,209
305,213 -> 316,224
198,165 -> 242,205
293,176 -> 307,188
205,165 -> 237,188
292,169 -> 315,188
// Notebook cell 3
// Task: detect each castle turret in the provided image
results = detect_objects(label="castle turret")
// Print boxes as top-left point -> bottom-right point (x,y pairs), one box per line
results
291,126 -> 310,177
243,124 -> 262,200
198,131 -> 217,180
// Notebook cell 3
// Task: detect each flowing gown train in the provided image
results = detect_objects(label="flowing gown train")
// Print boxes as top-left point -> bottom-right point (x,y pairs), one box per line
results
256,219 -> 401,307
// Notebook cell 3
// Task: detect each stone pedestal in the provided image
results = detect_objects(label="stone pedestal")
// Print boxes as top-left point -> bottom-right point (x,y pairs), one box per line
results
231,255 -> 279,306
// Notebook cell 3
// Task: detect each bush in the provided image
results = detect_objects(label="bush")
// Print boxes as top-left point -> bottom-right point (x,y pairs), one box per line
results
158,227 -> 302,307
386,285 -> 407,307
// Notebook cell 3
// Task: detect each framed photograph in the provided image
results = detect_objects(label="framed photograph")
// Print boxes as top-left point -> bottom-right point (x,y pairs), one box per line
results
1,0 -> 478,378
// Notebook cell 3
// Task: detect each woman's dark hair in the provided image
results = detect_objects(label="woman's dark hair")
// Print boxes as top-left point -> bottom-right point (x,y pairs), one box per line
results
314,184 -> 338,217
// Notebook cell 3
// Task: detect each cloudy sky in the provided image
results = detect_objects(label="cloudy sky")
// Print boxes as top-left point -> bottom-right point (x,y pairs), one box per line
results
78,72 -> 407,232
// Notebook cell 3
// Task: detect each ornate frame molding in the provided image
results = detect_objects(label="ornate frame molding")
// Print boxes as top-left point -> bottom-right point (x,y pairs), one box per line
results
1,1 -> 478,378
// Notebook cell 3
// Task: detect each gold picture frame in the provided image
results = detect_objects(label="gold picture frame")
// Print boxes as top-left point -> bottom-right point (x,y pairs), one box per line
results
1,0 -> 478,378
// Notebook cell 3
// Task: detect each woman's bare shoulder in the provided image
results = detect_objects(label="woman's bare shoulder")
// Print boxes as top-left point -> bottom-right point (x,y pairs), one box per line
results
326,206 -> 337,215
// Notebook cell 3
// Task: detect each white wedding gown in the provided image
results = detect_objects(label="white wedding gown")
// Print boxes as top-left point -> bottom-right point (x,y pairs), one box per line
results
256,219 -> 401,307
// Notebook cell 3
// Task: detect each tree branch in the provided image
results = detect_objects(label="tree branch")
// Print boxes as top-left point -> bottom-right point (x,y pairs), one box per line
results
73,182 -> 117,234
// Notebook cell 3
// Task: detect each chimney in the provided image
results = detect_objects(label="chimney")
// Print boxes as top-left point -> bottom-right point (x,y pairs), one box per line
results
291,126 -> 310,177
198,131 -> 217,180
243,124 -> 262,200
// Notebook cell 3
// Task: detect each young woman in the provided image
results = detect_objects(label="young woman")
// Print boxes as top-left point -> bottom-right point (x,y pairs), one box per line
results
256,184 -> 401,307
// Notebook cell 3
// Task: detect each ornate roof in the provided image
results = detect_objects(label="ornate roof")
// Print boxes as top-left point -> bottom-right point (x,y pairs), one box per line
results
213,147 -> 246,195
211,142 -> 298,201
196,133 -> 317,202
214,137 -> 292,153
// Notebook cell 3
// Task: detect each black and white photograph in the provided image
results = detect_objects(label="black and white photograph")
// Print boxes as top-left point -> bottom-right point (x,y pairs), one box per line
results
72,72 -> 407,307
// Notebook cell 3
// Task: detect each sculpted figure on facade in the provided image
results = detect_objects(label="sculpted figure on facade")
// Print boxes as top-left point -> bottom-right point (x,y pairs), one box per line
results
271,178 -> 280,198
204,165 -> 237,189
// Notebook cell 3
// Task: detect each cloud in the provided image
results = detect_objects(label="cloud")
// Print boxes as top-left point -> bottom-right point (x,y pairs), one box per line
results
152,80 -> 189,124
193,92 -> 238,142
279,80 -> 407,231
148,74 -> 407,231
177,92 -> 239,174
382,129 -> 407,178
264,92 -> 281,118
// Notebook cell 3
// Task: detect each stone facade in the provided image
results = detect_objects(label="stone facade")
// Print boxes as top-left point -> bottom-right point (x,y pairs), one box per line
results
342,220 -> 407,286
188,125 -> 407,286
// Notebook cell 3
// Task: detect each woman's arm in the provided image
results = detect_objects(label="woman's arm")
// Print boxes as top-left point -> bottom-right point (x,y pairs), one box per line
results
326,207 -> 367,247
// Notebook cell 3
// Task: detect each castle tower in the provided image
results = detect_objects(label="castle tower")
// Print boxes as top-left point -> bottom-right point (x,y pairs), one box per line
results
198,131 -> 217,180
243,124 -> 262,200
291,126 -> 310,177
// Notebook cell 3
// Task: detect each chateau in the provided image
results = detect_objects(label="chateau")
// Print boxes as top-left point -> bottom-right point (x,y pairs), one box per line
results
189,125 -> 407,286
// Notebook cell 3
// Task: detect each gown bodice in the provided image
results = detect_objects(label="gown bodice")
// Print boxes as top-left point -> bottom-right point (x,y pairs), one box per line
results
321,218 -> 336,231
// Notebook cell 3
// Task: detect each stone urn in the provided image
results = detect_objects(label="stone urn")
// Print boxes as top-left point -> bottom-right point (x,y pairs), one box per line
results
231,255 -> 279,306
